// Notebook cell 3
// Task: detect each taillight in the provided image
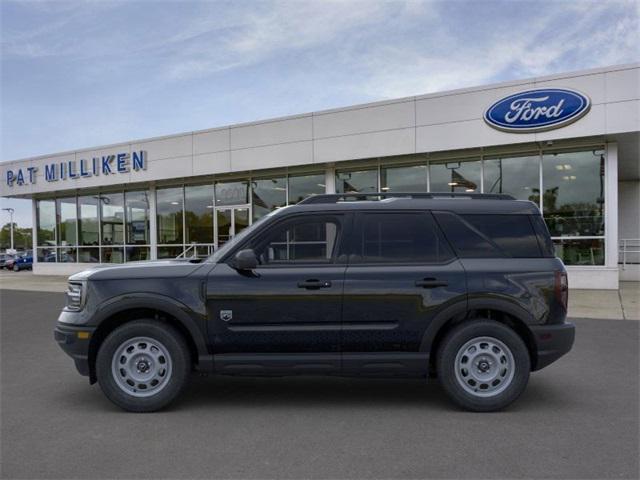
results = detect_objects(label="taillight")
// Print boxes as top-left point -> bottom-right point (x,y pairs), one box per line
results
555,271 -> 568,310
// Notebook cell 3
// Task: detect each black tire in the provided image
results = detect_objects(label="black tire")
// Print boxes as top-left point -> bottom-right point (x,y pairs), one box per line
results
96,319 -> 191,412
437,320 -> 530,412
12,264 -> 19,272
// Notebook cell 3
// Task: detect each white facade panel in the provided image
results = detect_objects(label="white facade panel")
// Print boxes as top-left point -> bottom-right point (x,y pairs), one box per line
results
230,141 -> 313,172
313,101 -> 415,139
568,268 -> 620,290
193,151 -> 232,176
534,72 -> 606,105
415,84 -> 534,126
193,128 -> 230,155
130,134 -> 192,161
605,68 -> 640,103
619,181 -> 640,240
416,119 -> 526,152
230,116 -> 312,150
605,100 -> 640,134
133,155 -> 193,181
535,104 -> 607,141
314,128 -> 415,164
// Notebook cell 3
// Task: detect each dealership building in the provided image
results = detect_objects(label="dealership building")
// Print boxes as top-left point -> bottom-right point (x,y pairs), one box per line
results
1,63 -> 638,289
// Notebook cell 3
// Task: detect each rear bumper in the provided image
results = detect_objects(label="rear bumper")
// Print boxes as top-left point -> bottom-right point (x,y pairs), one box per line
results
54,324 -> 95,378
530,322 -> 575,371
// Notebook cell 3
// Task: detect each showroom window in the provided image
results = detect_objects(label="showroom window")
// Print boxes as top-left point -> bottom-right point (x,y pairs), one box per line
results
77,195 -> 99,262
36,200 -> 56,246
101,193 -> 124,245
36,199 -> 56,263
100,193 -> 125,263
215,180 -> 249,206
56,197 -> 77,247
185,184 -> 214,245
336,169 -> 378,193
56,197 -> 77,263
156,186 -> 184,248
157,187 -> 185,259
483,154 -> 540,203
542,149 -> 605,265
381,164 -> 428,192
125,190 -> 151,262
252,177 -> 286,221
430,158 -> 481,193
288,173 -> 325,204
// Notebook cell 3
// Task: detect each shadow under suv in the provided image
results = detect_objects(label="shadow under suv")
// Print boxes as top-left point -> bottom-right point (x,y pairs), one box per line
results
55,193 -> 575,412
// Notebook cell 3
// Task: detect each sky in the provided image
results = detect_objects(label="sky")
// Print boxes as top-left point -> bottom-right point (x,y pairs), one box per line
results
1,0 -> 639,228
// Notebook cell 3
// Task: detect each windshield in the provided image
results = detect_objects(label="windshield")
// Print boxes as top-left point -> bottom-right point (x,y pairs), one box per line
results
207,207 -> 288,263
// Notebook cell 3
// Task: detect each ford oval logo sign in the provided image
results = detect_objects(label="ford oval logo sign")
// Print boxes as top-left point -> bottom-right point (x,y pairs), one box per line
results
484,88 -> 591,133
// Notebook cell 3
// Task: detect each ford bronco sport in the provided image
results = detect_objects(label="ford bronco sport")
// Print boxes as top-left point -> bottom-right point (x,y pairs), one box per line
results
55,193 -> 575,412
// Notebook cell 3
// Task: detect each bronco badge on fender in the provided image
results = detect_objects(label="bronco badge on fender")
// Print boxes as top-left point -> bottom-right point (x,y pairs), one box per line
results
484,88 -> 591,133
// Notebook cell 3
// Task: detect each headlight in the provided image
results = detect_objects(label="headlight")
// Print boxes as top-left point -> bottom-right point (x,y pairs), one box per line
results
65,282 -> 86,311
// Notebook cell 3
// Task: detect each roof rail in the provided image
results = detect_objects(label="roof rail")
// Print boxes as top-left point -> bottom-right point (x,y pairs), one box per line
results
297,192 -> 515,205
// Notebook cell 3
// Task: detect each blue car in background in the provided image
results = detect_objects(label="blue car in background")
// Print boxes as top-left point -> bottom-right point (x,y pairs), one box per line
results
9,251 -> 33,271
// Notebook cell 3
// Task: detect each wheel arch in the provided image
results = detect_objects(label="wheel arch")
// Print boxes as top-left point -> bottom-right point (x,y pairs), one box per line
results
422,297 -> 539,374
87,294 -> 211,384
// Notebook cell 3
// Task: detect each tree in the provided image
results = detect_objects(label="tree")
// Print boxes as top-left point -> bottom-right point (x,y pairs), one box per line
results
0,223 -> 32,251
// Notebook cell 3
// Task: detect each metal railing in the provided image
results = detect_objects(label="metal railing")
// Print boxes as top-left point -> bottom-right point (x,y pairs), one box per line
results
619,239 -> 640,269
176,243 -> 215,259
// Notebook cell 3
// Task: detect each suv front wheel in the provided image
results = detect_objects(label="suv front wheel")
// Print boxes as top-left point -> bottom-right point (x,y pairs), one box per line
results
96,320 -> 191,412
437,320 -> 530,412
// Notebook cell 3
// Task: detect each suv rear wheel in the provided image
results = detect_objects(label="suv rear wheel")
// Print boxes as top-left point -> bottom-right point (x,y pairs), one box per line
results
96,320 -> 191,412
437,320 -> 530,412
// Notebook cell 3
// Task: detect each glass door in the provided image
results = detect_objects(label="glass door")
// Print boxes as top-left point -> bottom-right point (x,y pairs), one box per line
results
215,206 -> 250,248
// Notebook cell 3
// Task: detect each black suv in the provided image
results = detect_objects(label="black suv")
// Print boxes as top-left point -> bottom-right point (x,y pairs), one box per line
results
55,193 -> 574,412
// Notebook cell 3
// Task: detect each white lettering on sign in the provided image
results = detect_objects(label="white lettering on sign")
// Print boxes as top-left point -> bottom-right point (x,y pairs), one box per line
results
504,97 -> 565,124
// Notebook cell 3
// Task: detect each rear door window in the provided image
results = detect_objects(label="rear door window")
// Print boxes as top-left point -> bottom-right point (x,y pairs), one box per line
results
434,212 -> 542,258
461,214 -> 542,258
355,212 -> 454,263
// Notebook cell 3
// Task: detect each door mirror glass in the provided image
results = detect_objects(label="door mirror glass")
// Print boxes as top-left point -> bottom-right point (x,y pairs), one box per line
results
233,249 -> 258,271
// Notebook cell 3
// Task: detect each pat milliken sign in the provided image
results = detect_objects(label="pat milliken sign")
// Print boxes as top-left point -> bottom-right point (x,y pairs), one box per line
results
5,151 -> 147,187
484,88 -> 591,133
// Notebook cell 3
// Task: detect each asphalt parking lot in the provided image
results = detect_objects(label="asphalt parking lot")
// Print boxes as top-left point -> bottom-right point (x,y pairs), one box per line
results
1,290 -> 638,479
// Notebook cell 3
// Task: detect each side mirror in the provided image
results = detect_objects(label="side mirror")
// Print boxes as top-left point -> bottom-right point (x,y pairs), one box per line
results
233,249 -> 258,271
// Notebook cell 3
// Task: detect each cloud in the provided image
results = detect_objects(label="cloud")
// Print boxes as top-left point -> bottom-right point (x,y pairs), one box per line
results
353,1 -> 640,99
163,1 -> 402,80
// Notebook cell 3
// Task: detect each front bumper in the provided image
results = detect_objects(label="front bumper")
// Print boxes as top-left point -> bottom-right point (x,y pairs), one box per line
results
54,323 -> 95,378
529,322 -> 575,371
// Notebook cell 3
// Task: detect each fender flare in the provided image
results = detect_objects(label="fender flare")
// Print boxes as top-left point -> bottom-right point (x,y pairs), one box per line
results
419,298 -> 468,354
419,295 -> 536,355
89,293 -> 211,368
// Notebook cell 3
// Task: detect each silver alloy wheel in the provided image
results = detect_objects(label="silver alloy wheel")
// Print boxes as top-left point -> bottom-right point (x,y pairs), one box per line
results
454,336 -> 515,397
111,336 -> 173,398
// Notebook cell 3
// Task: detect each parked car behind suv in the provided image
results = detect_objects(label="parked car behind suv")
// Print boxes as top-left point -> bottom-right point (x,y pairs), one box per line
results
8,251 -> 33,271
55,193 -> 574,412
0,253 -> 15,269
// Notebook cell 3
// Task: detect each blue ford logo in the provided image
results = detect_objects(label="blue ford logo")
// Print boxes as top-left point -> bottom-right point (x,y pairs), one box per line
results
484,88 -> 591,133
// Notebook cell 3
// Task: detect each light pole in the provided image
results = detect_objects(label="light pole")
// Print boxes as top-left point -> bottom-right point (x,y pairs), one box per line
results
2,207 -> 15,251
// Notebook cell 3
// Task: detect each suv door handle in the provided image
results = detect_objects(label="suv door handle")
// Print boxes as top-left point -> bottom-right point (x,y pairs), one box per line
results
415,278 -> 448,288
297,279 -> 332,290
